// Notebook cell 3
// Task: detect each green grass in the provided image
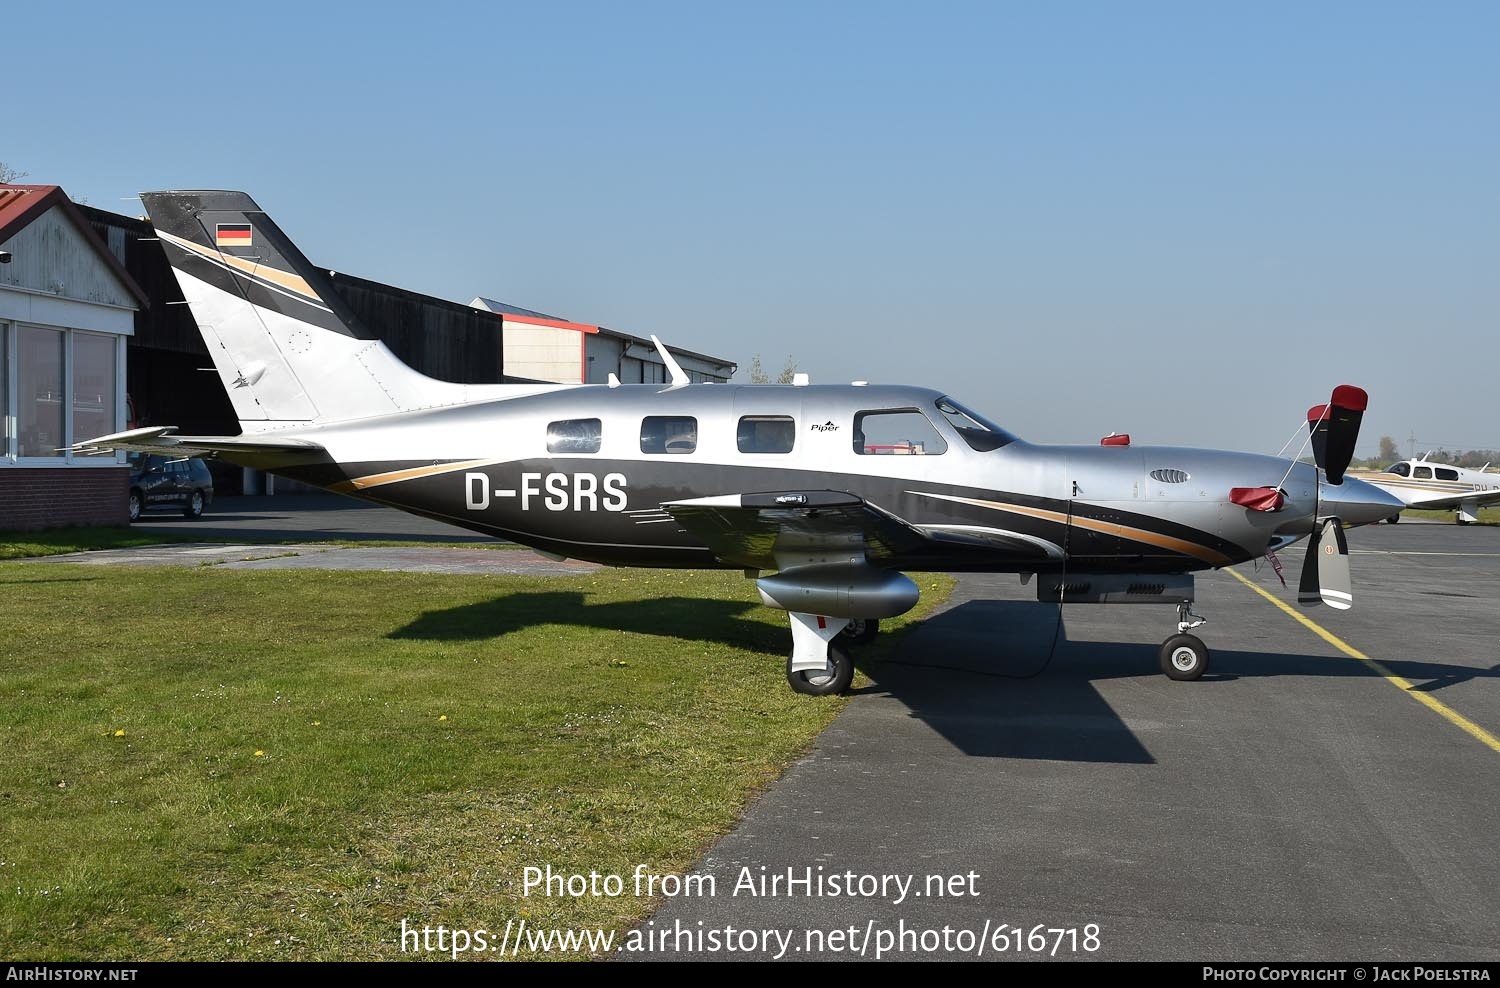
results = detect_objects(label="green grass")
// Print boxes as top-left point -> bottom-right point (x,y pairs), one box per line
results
0,527 -> 205,559
0,563 -> 954,960
1397,507 -> 1500,526
0,527 -> 525,560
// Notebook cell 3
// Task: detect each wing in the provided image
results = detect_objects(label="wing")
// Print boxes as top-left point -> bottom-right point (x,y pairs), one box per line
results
661,489 -> 1056,570
1396,487 -> 1500,512
72,426 -> 326,464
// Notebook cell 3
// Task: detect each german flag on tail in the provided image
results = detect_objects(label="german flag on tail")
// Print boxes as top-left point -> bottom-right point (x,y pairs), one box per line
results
215,223 -> 252,248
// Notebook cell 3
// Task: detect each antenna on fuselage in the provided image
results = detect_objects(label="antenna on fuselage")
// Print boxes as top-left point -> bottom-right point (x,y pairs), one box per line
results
651,335 -> 690,387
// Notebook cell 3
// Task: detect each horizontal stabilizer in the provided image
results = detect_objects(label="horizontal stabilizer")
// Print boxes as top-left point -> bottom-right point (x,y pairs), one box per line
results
73,426 -> 325,461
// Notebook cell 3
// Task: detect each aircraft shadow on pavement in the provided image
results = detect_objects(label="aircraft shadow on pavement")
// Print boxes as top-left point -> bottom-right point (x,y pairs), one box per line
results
389,594 -> 1497,761
850,599 -> 1500,761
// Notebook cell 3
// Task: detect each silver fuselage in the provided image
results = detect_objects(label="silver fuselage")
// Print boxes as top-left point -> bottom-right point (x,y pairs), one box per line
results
245,382 -> 1385,572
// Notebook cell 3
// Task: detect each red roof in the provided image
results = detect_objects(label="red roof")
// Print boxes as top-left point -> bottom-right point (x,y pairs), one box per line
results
0,183 -> 149,307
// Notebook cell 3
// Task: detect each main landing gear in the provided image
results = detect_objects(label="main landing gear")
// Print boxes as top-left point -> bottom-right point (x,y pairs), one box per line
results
1159,601 -> 1210,681
784,614 -> 880,696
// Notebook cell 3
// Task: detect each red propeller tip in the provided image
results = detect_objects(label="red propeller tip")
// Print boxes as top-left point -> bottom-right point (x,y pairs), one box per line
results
1306,404 -> 1328,423
1331,385 -> 1368,412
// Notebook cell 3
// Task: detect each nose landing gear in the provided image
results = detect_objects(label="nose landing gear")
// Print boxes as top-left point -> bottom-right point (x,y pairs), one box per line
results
1159,601 -> 1210,681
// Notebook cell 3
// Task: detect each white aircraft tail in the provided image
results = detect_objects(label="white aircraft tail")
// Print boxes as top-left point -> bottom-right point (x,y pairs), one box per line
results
140,191 -> 501,430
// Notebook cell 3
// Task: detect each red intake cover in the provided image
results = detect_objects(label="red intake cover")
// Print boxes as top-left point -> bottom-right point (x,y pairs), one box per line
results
1100,434 -> 1131,446
1230,487 -> 1286,512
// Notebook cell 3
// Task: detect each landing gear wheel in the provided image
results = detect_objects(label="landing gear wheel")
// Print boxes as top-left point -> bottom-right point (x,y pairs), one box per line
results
838,618 -> 880,646
1159,634 -> 1210,681
787,640 -> 854,696
183,491 -> 205,519
1457,518 -> 1473,526
128,490 -> 142,523
1386,515 -> 1400,524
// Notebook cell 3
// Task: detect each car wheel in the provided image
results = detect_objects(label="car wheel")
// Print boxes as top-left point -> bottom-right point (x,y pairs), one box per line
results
128,490 -> 143,523
184,490 -> 205,519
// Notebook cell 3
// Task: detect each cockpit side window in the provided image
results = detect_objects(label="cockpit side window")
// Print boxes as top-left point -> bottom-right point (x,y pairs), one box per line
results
1414,466 -> 1433,480
934,396 -> 1018,451
1436,467 -> 1459,481
547,418 -> 602,454
853,409 -> 947,455
641,416 -> 698,454
1386,462 -> 1411,477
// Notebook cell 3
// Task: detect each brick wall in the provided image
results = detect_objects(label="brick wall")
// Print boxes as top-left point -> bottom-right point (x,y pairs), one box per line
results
0,468 -> 130,531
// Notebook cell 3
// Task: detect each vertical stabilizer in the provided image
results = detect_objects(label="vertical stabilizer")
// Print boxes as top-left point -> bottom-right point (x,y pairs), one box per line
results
141,190 -> 476,428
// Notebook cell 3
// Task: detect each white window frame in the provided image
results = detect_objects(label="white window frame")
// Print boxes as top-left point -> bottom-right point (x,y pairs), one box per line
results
4,321 -> 126,467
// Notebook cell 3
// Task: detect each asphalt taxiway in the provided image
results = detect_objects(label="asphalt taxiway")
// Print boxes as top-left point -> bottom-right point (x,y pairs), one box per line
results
639,523 -> 1500,961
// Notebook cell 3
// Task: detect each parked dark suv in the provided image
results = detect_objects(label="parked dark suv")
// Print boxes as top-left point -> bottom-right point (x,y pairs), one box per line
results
127,454 -> 215,521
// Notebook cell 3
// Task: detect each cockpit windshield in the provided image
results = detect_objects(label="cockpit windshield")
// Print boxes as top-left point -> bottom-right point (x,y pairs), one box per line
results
1385,462 -> 1411,477
935,397 -> 1019,452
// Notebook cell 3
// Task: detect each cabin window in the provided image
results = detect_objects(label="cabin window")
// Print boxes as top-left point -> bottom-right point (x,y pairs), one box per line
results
641,416 -> 698,454
1436,468 -> 1459,481
934,396 -> 1017,451
1413,466 -> 1433,480
737,415 -> 795,454
1385,463 -> 1411,477
853,409 -> 947,455
546,418 -> 602,454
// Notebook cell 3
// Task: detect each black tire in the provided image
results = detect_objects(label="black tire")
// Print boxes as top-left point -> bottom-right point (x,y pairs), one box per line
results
1386,515 -> 1400,524
1457,518 -> 1473,526
128,490 -> 143,523
787,640 -> 855,696
1159,633 -> 1210,681
183,490 -> 205,519
838,617 -> 880,646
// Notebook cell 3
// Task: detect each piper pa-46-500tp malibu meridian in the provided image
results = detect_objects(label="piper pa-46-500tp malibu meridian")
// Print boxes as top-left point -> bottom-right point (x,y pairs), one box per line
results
76,191 -> 1405,695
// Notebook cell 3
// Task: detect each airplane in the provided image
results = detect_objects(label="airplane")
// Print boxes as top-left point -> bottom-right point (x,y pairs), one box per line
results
1357,456 -> 1500,525
75,190 -> 1405,696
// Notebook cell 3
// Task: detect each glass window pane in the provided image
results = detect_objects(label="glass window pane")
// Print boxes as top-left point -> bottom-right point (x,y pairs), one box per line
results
935,396 -> 1017,451
853,409 -> 947,455
546,418 -> 602,454
1,323 -> 8,455
737,415 -> 796,454
18,326 -> 64,457
73,333 -> 117,446
640,416 -> 697,454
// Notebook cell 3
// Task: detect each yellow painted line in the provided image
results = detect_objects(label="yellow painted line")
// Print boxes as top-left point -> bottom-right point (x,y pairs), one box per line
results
1225,568 -> 1500,754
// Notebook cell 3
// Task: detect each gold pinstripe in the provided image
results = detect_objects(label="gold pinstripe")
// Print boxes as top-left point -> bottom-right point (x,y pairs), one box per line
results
328,459 -> 500,494
157,229 -> 323,303
915,491 -> 1235,566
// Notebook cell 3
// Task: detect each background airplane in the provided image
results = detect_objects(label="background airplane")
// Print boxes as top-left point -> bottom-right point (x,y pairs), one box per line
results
1358,457 -> 1500,524
75,191 -> 1403,695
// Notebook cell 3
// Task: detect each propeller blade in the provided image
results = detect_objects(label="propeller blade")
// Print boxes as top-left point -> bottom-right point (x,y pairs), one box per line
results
1299,519 -> 1352,609
1306,385 -> 1368,485
1297,523 -> 1323,606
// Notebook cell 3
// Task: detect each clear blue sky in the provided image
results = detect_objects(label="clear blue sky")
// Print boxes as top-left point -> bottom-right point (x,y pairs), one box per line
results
8,1 -> 1497,455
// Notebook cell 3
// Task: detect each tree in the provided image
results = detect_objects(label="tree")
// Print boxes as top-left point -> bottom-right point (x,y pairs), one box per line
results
1377,436 -> 1400,463
746,354 -> 799,385
0,161 -> 28,183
